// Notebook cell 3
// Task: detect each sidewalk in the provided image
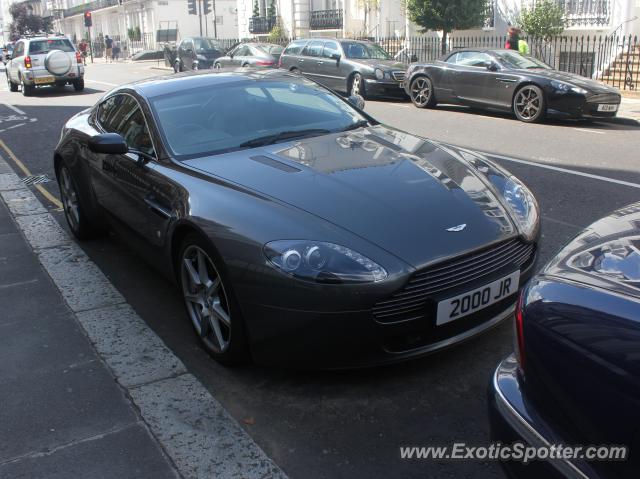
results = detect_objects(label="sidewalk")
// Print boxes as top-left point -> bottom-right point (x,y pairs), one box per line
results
0,158 -> 285,477
619,97 -> 640,124
0,172 -> 179,477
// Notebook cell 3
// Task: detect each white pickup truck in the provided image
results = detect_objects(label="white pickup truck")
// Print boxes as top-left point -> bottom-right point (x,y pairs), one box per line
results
6,36 -> 85,96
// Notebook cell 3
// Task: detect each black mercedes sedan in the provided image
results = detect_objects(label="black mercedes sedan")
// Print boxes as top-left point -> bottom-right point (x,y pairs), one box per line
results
279,38 -> 408,98
173,37 -> 225,72
489,202 -> 640,478
55,70 -> 539,367
405,49 -> 621,122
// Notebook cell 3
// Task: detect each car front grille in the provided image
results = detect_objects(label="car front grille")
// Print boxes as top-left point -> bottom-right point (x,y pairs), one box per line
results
373,239 -> 535,324
392,71 -> 405,81
586,93 -> 620,104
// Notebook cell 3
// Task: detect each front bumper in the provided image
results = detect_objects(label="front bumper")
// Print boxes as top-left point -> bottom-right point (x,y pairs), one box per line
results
364,78 -> 408,98
488,355 -> 594,478
546,91 -> 620,120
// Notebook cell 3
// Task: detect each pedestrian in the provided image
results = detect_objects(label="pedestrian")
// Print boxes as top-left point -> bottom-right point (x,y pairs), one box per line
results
78,39 -> 88,65
505,27 -> 520,51
112,39 -> 120,61
105,35 -> 113,62
518,38 -> 530,55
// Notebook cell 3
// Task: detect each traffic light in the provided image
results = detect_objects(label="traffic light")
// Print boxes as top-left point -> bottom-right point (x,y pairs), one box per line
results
84,10 -> 92,27
203,0 -> 212,15
187,0 -> 197,15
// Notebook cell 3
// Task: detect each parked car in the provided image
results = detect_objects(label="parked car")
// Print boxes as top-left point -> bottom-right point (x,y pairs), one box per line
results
2,42 -> 15,64
279,38 -> 408,98
54,69 -> 539,368
489,202 -> 640,478
405,48 -> 621,123
214,42 -> 283,69
6,36 -> 84,96
174,37 -> 225,72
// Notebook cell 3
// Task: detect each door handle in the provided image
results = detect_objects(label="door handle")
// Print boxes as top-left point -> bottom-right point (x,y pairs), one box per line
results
317,61 -> 324,65
144,195 -> 173,219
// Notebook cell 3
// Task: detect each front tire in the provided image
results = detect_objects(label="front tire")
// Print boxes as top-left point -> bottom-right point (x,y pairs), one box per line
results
349,72 -> 365,97
410,76 -> 437,108
57,161 -> 105,240
513,85 -> 545,123
214,62 -> 221,69
173,61 -> 182,73
178,233 -> 250,365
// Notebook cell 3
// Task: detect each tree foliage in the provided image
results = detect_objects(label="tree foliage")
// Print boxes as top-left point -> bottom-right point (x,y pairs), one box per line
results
518,0 -> 565,39
9,4 -> 51,39
267,0 -> 276,18
405,0 -> 489,53
252,0 -> 260,18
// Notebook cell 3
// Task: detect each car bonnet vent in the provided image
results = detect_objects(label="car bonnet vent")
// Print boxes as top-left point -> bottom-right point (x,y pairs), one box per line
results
250,155 -> 301,173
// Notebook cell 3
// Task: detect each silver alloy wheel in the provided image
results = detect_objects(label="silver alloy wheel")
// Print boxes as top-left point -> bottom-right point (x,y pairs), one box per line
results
351,74 -> 362,96
214,62 -> 221,69
181,245 -> 231,353
515,86 -> 541,121
411,77 -> 431,107
59,166 -> 80,231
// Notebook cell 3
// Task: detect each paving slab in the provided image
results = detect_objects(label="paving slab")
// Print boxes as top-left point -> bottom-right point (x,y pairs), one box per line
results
0,423 -> 179,479
0,188 -> 47,216
15,213 -> 70,250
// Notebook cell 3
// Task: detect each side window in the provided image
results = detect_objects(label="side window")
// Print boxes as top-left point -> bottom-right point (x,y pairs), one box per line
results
97,95 -> 153,156
322,41 -> 339,59
302,40 -> 323,57
453,51 -> 491,67
13,42 -> 23,58
236,45 -> 251,56
120,108 -> 154,156
284,41 -> 306,55
446,52 -> 460,64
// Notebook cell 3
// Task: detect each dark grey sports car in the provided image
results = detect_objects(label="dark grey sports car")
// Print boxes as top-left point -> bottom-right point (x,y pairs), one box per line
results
405,49 -> 621,122
54,70 -> 539,368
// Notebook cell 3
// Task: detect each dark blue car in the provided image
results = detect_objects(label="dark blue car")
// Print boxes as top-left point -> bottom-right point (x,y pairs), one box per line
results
489,202 -> 640,478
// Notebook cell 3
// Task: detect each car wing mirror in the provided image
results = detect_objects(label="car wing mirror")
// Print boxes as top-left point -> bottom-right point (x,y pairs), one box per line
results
88,133 -> 129,155
486,61 -> 499,72
347,94 -> 365,110
331,53 -> 341,61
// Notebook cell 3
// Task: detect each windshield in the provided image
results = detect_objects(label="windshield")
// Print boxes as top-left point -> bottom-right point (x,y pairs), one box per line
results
341,42 -> 390,60
150,79 -> 368,159
495,51 -> 550,69
194,38 -> 222,52
28,39 -> 75,55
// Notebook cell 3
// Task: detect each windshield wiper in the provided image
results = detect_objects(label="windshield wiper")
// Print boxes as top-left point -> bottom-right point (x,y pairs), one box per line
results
340,120 -> 370,132
239,129 -> 331,148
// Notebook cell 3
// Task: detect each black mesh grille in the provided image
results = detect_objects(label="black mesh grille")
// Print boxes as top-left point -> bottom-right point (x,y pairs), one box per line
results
373,239 -> 535,324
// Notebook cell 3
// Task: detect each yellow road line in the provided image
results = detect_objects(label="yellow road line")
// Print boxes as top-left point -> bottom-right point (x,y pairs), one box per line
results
0,138 -> 63,209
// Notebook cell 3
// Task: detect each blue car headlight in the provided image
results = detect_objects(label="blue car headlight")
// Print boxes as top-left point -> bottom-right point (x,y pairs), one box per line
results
550,80 -> 587,95
264,240 -> 387,284
497,176 -> 539,241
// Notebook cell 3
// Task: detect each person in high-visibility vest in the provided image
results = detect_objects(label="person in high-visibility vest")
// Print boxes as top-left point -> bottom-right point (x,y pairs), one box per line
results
518,38 -> 530,55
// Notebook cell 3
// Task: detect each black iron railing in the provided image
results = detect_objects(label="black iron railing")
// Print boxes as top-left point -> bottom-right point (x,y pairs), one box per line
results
310,9 -> 343,30
63,0 -> 118,18
249,16 -> 277,34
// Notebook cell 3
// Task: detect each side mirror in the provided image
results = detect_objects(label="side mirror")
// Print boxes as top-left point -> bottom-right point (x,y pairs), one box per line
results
331,53 -> 341,61
88,133 -> 128,155
347,94 -> 365,110
486,61 -> 499,72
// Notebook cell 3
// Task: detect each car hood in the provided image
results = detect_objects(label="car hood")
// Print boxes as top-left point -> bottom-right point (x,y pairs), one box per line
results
542,202 -> 640,299
520,68 -> 619,94
184,126 -> 518,268
351,58 -> 406,71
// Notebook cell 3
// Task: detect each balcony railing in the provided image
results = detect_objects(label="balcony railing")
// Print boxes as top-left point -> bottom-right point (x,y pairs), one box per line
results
249,16 -> 276,34
559,0 -> 610,27
62,0 -> 118,18
310,9 -> 343,30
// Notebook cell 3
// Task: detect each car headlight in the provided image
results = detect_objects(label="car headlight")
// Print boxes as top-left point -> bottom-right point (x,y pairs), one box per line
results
264,240 -> 387,284
498,176 -> 539,241
374,68 -> 385,80
550,80 -> 587,95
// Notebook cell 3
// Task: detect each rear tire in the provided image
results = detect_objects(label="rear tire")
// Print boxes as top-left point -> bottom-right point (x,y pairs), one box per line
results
21,80 -> 33,97
7,73 -> 17,92
410,76 -> 437,108
56,160 -> 106,240
73,78 -> 84,91
174,61 -> 182,73
349,72 -> 365,98
178,233 -> 250,366
290,67 -> 300,75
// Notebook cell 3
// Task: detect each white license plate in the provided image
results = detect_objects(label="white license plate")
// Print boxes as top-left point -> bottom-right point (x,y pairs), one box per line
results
597,104 -> 618,112
34,76 -> 54,85
436,270 -> 520,326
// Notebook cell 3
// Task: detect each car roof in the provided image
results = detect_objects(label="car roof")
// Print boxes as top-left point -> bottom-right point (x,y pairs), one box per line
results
127,69 -> 309,99
293,38 -> 372,44
21,36 -> 69,42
